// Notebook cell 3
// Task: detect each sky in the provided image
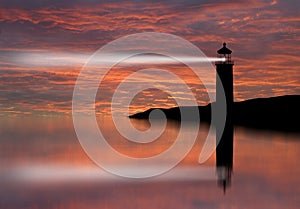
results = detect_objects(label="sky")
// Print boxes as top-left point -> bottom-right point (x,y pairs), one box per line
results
0,0 -> 299,116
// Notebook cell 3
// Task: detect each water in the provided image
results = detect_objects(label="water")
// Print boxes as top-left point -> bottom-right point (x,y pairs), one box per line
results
0,116 -> 299,209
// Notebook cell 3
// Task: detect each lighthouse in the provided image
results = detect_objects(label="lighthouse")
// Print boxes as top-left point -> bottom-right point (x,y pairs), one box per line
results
216,42 -> 234,112
215,43 -> 234,193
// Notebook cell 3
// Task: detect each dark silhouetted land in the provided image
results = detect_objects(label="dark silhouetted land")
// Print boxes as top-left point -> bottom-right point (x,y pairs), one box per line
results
129,95 -> 300,132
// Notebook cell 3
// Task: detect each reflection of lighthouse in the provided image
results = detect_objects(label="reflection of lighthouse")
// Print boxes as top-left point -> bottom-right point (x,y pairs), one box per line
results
215,43 -> 234,193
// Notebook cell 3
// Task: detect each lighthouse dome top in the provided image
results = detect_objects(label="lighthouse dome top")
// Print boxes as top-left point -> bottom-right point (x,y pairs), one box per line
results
217,42 -> 232,55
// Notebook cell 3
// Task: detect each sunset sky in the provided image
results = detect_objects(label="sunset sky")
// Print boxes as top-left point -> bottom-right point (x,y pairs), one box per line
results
0,0 -> 299,116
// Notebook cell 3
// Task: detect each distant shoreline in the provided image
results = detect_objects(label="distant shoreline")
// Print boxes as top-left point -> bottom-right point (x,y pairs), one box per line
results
129,95 -> 300,132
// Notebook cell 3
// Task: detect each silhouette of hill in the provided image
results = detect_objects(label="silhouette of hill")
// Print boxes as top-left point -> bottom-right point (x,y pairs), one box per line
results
129,95 -> 300,132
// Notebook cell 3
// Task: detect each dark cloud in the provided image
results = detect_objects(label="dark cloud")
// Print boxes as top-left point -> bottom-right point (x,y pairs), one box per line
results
0,70 -> 76,115
0,0 -> 251,9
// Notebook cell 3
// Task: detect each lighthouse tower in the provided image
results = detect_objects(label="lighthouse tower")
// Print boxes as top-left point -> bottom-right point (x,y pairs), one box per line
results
215,43 -> 234,193
216,42 -> 234,111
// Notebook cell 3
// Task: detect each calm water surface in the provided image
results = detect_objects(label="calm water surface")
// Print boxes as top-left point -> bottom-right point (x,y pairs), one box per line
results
0,116 -> 299,209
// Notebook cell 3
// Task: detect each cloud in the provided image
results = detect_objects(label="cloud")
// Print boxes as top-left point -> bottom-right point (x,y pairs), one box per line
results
0,0 -> 299,115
